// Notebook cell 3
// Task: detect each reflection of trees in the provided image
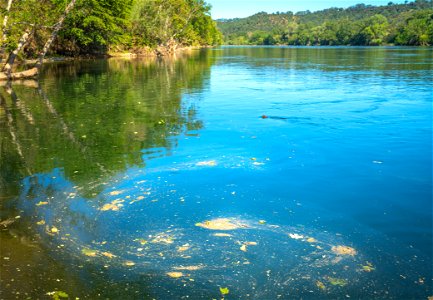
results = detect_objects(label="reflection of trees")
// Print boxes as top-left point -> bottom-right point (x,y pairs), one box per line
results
0,50 -> 214,197
218,46 -> 433,74
0,50 -> 214,298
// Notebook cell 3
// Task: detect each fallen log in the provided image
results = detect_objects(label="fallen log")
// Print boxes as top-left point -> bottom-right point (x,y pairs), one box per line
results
0,79 -> 38,87
0,67 -> 38,81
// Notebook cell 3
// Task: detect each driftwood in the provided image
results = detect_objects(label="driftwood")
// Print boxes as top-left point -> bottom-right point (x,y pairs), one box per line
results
0,79 -> 38,88
0,67 -> 38,81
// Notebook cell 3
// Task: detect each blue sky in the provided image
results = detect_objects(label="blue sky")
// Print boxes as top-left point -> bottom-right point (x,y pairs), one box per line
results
206,0 -> 406,19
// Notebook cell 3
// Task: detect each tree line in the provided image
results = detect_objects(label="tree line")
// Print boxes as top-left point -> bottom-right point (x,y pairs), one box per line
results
0,0 -> 222,79
1,0 -> 431,79
217,0 -> 433,46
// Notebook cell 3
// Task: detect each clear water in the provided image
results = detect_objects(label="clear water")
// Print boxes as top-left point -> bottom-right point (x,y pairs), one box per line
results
0,47 -> 432,299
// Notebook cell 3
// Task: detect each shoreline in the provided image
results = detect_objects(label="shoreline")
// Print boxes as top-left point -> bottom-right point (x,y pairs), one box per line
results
0,45 -> 211,81
19,45 -> 210,64
15,44 -> 431,67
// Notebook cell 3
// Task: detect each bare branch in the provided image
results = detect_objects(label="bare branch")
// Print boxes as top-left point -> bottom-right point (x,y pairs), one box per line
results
35,0 -> 77,69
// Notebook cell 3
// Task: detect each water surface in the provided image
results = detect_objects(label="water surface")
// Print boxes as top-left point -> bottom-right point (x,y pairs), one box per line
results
0,47 -> 432,299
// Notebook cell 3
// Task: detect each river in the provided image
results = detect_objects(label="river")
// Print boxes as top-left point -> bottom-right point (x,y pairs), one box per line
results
0,46 -> 432,299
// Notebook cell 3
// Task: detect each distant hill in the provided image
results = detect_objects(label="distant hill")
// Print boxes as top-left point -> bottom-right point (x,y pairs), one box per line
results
216,0 -> 433,46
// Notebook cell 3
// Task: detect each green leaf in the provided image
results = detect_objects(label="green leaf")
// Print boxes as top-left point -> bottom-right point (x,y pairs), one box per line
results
220,287 -> 229,295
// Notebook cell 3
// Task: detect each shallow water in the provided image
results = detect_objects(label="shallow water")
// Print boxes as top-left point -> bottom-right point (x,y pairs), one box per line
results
0,47 -> 432,299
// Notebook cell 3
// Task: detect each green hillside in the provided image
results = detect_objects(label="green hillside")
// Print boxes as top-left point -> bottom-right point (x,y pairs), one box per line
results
217,0 -> 433,46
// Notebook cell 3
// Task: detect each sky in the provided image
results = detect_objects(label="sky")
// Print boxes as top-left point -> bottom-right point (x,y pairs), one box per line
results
206,0 -> 406,19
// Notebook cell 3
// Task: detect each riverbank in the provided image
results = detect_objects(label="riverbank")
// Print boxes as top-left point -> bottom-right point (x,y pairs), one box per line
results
0,45 -> 211,81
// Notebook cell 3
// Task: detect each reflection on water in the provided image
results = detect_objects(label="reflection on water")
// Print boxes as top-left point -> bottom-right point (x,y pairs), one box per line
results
0,47 -> 432,299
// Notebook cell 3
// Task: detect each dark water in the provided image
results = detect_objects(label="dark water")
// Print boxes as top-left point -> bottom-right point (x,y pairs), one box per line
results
0,47 -> 432,299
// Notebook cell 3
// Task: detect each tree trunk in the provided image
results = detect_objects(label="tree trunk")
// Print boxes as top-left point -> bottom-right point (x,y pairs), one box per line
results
34,0 -> 77,69
1,0 -> 13,42
0,0 -> 14,63
0,67 -> 38,81
1,29 -> 32,79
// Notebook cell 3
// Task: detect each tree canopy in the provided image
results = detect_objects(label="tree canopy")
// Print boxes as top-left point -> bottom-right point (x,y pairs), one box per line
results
0,0 -> 221,67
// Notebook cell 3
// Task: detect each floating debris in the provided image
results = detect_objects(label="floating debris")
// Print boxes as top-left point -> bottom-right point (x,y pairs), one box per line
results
327,277 -> 348,287
102,252 -> 116,259
167,271 -> 183,278
36,220 -> 46,226
307,237 -> 318,243
173,265 -> 204,271
36,201 -> 49,206
245,241 -> 258,246
220,287 -> 230,295
213,233 -> 233,237
134,238 -> 148,245
195,218 -> 248,230
130,195 -> 145,204
258,220 -> 266,225
82,248 -> 98,257
332,245 -> 357,256
46,291 -> 68,299
51,226 -> 59,234
100,199 -> 124,211
196,160 -> 217,167
0,218 -> 16,228
109,190 -> 124,196
151,233 -> 174,244
361,262 -> 375,272
124,261 -> 135,267
289,233 -> 304,240
316,280 -> 326,291
177,244 -> 190,252
240,241 -> 257,252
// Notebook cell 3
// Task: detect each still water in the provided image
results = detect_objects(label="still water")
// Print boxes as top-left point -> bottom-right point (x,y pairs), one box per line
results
0,47 -> 432,299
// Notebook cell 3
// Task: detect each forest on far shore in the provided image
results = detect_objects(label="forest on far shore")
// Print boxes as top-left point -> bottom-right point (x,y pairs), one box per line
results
217,0 -> 433,46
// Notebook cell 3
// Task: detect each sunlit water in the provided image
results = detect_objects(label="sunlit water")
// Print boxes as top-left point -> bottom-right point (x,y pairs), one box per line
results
0,47 -> 432,299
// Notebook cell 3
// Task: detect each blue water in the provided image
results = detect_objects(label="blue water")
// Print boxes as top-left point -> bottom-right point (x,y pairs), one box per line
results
0,46 -> 432,299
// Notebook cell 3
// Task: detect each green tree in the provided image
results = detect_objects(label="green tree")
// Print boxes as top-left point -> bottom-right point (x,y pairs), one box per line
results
130,0 -> 219,51
57,0 -> 133,55
394,9 -> 433,45
352,14 -> 390,45
1,0 -> 77,78
191,14 -> 222,46
217,1 -> 432,46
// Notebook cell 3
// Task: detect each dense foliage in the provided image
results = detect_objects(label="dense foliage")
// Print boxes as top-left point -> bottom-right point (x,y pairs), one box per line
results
130,0 -> 221,50
0,0 -> 222,59
217,0 -> 433,46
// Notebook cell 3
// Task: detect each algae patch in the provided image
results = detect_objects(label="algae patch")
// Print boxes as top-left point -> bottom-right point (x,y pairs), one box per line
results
195,218 -> 248,230
331,245 -> 357,256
